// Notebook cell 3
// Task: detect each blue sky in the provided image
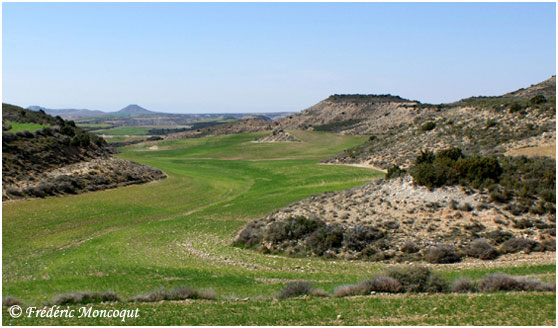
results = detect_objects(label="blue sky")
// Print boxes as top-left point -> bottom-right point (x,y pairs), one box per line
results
2,2 -> 556,113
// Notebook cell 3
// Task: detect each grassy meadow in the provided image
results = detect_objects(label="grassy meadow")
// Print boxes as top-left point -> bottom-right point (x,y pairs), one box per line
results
5,122 -> 48,133
2,130 -> 555,325
95,126 -> 152,135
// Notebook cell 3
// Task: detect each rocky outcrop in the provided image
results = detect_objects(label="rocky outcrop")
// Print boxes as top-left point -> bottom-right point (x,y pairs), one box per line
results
167,119 -> 279,140
235,177 -> 555,262
253,129 -> 301,143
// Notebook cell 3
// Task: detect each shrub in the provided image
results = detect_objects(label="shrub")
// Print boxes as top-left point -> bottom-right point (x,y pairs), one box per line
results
333,284 -> 362,297
386,165 -> 406,179
342,225 -> 384,252
509,103 -> 522,113
384,265 -> 431,293
483,230 -> 513,244
2,296 -> 24,307
362,276 -> 404,294
305,225 -> 344,256
499,238 -> 539,254
50,292 -> 120,305
334,276 -> 405,297
454,157 -> 502,184
451,278 -> 477,293
424,273 -> 450,293
465,239 -> 500,260
42,127 -> 54,136
513,218 -> 534,229
530,94 -> 547,105
2,132 -> 16,143
130,287 -> 216,302
233,220 -> 264,248
264,216 -> 324,243
276,281 -> 328,299
420,121 -> 436,131
401,241 -> 419,253
415,150 -> 435,165
425,244 -> 462,264
60,125 -> 75,136
478,274 -> 554,292
436,147 -> 464,161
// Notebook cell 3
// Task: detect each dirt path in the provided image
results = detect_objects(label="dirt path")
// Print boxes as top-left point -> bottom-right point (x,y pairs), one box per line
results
319,162 -> 387,173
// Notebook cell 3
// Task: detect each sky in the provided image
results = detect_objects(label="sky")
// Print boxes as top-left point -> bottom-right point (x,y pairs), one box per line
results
2,2 -> 556,113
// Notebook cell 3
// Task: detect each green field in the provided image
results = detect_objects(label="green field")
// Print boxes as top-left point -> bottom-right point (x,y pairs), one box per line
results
4,121 -> 48,133
76,123 -> 113,129
2,130 -> 555,325
95,126 -> 152,135
104,136 -> 147,144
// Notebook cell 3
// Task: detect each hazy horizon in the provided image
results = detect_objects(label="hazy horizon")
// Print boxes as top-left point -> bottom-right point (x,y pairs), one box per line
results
3,2 -> 556,114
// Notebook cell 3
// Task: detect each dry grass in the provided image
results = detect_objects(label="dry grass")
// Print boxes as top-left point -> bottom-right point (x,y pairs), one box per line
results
2,296 -> 24,307
130,287 -> 216,302
276,281 -> 329,299
505,143 -> 556,159
478,274 -> 555,292
49,292 -> 120,305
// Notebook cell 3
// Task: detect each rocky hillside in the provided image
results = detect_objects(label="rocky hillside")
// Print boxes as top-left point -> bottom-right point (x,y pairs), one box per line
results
279,94 -> 420,134
2,103 -> 166,200
321,76 -> 556,168
167,118 -> 280,140
253,129 -> 301,143
235,150 -> 555,263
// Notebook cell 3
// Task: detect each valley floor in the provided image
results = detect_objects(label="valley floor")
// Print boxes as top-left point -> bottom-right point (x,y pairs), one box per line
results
2,131 -> 555,325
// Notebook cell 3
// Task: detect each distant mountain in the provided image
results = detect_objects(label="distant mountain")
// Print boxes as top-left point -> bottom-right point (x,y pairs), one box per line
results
27,106 -> 107,118
115,104 -> 157,115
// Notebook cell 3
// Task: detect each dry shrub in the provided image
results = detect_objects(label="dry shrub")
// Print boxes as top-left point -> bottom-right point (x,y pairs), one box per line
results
333,284 -> 362,298
385,265 -> 431,293
499,238 -> 539,254
50,292 -> 120,305
276,281 -> 324,299
450,278 -> 477,293
130,287 -> 216,302
401,241 -> 419,253
424,273 -> 450,293
466,239 -> 500,260
478,274 -> 555,292
2,296 -> 24,307
425,244 -> 462,264
362,276 -> 404,293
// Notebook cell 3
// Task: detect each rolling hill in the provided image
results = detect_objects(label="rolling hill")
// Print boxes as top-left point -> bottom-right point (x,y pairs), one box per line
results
2,103 -> 166,200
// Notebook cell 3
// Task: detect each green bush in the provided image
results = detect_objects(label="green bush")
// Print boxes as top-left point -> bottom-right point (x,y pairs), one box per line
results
410,148 -> 508,191
530,94 -> 547,105
420,121 -> 436,131
386,165 -> 406,179
509,103 -> 522,113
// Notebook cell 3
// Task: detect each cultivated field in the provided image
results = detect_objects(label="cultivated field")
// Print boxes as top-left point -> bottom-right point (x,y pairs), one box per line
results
2,131 -> 555,325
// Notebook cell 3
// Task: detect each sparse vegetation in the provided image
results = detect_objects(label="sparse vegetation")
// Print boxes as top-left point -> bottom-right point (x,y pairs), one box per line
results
49,292 -> 121,305
420,121 -> 436,131
313,119 -> 361,132
465,239 -> 500,260
425,245 -> 462,264
130,287 -> 216,302
276,281 -> 328,299
2,296 -> 24,307
2,76 -> 555,326
500,238 -> 541,254
478,274 -> 555,292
